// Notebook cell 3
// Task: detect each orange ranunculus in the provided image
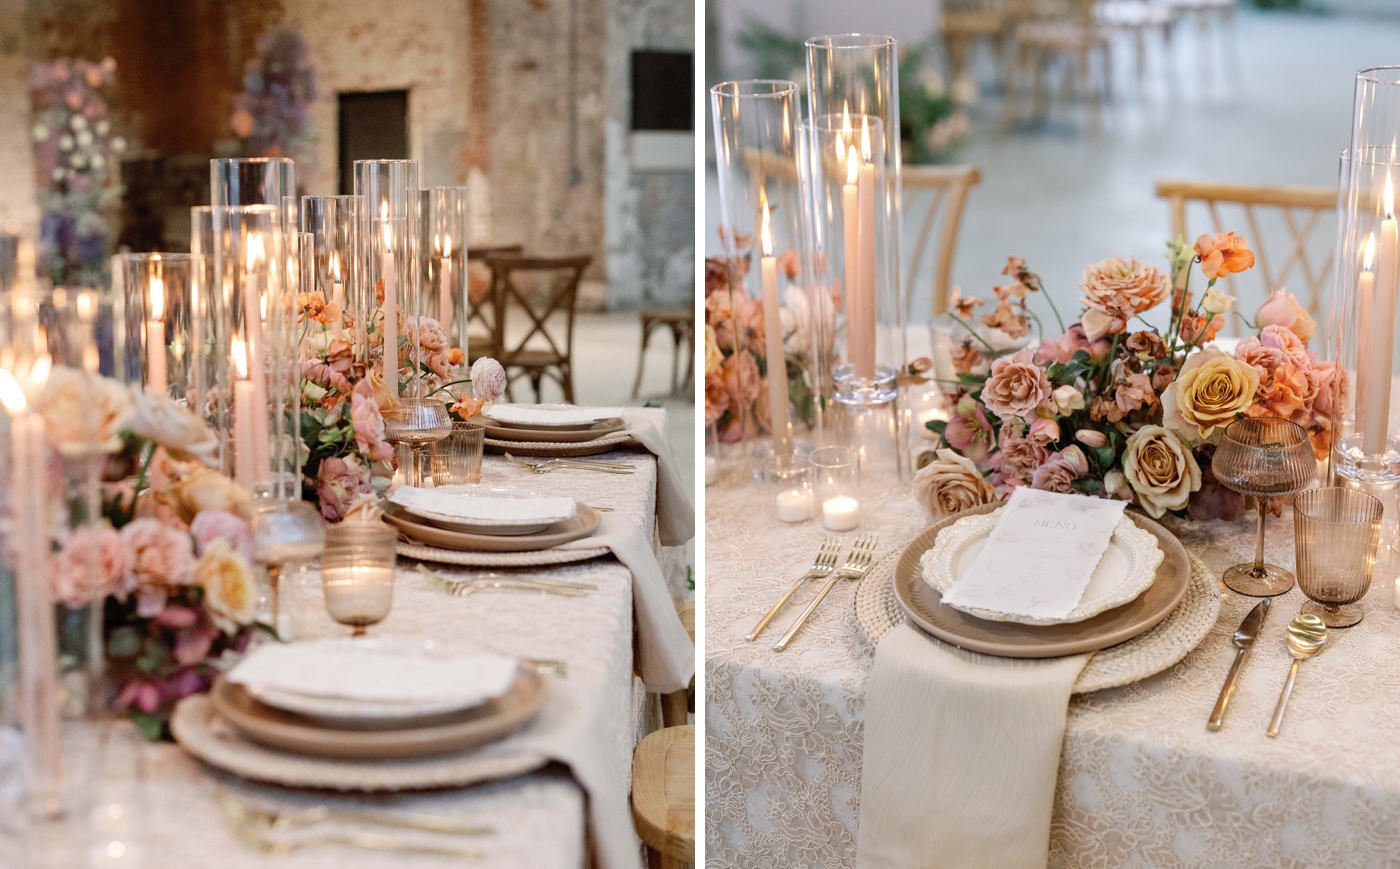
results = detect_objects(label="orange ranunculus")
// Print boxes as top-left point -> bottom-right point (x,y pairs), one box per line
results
1193,232 -> 1255,280
447,347 -> 466,366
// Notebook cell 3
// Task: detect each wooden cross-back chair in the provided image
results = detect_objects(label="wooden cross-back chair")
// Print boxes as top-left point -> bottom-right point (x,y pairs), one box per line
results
903,165 -> 983,318
483,253 -> 591,403
1155,179 -> 1336,333
465,244 -> 523,362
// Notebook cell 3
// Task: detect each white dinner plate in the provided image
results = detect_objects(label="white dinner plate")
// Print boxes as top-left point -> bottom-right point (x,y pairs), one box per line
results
389,484 -> 577,536
920,507 -> 1163,625
483,404 -> 626,429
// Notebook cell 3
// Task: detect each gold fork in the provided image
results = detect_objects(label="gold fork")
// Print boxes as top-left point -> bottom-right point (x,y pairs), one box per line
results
218,790 -> 495,837
417,565 -> 593,597
505,453 -> 633,474
221,795 -> 484,860
746,538 -> 841,642
773,535 -> 878,651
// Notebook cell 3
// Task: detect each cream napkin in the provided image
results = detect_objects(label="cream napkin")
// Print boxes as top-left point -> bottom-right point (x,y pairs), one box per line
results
621,412 -> 695,546
857,625 -> 1089,869
558,512 -> 695,693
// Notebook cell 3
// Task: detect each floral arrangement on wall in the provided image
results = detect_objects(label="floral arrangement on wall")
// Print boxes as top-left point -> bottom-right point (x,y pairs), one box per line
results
912,233 -> 1340,522
30,57 -> 127,287
230,28 -> 317,161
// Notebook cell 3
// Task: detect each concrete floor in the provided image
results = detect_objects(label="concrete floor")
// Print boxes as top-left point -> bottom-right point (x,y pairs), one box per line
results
705,8 -> 1400,332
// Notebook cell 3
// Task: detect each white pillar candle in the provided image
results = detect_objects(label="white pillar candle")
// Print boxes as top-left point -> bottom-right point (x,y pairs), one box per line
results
775,488 -> 813,523
705,455 -> 718,486
146,272 -> 166,394
1366,177 -> 1398,456
822,495 -> 860,532
1357,235 -> 1376,437
855,116 -> 877,379
759,203 -> 793,457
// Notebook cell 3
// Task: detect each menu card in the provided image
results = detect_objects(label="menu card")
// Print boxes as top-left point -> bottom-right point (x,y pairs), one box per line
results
940,488 -> 1126,620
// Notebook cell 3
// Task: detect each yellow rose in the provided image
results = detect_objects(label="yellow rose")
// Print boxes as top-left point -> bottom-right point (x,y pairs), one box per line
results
169,468 -> 254,524
1122,425 -> 1201,518
34,366 -> 133,455
1161,347 -> 1260,443
196,538 -> 257,633
704,325 -> 723,375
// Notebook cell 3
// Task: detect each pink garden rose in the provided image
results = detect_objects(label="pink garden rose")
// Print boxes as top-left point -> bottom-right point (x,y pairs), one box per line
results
316,454 -> 374,522
121,518 -> 196,590
350,387 -> 395,462
996,435 -> 1048,485
1031,446 -> 1088,494
1256,323 -> 1313,370
189,510 -> 255,562
470,357 -> 507,401
412,317 -> 448,354
981,348 -> 1052,422
52,526 -> 128,608
1310,360 -> 1349,423
1255,289 -> 1315,343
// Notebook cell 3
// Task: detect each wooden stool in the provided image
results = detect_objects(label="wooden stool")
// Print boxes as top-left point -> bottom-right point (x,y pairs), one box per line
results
661,602 -> 695,727
632,725 -> 694,869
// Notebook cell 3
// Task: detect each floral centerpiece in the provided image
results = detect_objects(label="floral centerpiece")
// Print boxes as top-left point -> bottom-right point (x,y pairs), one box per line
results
296,280 -> 505,520
35,371 -> 259,739
913,232 -> 1340,523
230,28 -> 316,161
704,239 -> 823,444
29,57 -> 126,287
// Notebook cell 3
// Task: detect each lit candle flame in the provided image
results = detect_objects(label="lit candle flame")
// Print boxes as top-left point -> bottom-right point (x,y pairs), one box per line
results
861,116 -> 872,161
842,102 -> 851,136
1366,233 -> 1377,270
760,201 -> 773,258
75,290 -> 94,322
246,234 -> 265,270
29,354 -> 50,391
149,274 -> 164,320
382,220 -> 392,252
329,250 -> 341,283
232,336 -> 248,379
0,369 -> 26,414
846,144 -> 860,185
1387,172 -> 1395,219
443,234 -> 452,258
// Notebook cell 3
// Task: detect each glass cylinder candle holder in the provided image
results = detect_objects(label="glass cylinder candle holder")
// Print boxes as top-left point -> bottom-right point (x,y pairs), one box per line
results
213,205 -> 301,502
711,81 -> 818,462
430,420 -> 485,485
765,454 -> 814,523
355,160 -> 423,400
811,445 -> 861,532
189,207 -> 229,466
112,253 -> 195,400
1331,68 -> 1400,485
301,195 -> 366,363
421,187 -> 469,352
211,157 -> 297,230
321,522 -> 398,637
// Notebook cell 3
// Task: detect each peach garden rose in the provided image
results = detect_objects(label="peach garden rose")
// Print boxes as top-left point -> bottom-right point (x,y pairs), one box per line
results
1077,256 -> 1171,341
1122,425 -> 1201,518
913,448 -> 997,519
1161,347 -> 1260,442
980,348 -> 1051,422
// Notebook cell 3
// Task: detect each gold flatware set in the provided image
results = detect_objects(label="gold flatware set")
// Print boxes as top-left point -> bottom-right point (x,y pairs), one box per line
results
417,563 -> 596,597
505,452 -> 634,475
748,535 -> 879,651
1207,601 -> 1330,738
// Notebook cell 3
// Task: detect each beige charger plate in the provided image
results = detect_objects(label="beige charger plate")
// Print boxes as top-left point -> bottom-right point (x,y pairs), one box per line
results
894,502 -> 1191,658
485,431 -> 635,457
484,418 -> 625,443
384,502 -> 601,552
206,667 -> 546,761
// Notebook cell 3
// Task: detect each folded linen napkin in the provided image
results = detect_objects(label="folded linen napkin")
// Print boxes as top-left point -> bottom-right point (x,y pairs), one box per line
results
621,412 -> 694,547
857,624 -> 1089,869
557,511 -> 695,693
390,486 -> 577,524
484,404 -> 626,426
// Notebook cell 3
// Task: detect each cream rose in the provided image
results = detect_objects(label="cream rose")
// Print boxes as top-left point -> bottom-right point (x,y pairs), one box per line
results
981,348 -> 1051,422
1121,425 -> 1201,518
912,448 -> 997,519
1161,347 -> 1260,443
35,366 -> 133,455
1077,256 -> 1171,341
129,390 -> 218,465
169,468 -> 254,524
197,538 -> 257,633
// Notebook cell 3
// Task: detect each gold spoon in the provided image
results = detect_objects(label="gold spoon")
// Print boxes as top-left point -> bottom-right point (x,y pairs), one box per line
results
1266,613 -> 1327,738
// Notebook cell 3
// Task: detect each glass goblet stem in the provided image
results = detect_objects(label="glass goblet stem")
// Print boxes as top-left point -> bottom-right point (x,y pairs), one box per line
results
266,562 -> 282,639
1253,498 -> 1269,575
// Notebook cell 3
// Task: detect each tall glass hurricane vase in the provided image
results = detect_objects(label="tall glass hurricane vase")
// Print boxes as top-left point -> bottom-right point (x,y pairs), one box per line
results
1332,67 -> 1400,487
111,253 -> 196,401
421,187 -> 469,353
211,157 -> 297,231
355,160 -> 423,400
301,195 -> 366,365
806,34 -> 908,483
711,80 -> 817,474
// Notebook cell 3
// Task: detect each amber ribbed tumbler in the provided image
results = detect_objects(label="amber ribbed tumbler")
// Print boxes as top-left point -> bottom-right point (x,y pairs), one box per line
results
1294,487 -> 1383,628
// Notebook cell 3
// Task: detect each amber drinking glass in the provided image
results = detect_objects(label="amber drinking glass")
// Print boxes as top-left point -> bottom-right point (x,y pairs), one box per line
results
1293,487 -> 1383,628
429,421 -> 485,485
1211,418 -> 1317,596
321,522 -> 398,636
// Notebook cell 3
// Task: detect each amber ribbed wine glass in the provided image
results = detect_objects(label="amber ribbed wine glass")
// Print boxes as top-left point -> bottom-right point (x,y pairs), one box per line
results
1212,417 -> 1317,596
1294,487 -> 1383,628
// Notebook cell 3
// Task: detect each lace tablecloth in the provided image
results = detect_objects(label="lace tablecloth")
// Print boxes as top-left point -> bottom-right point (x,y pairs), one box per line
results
704,472 -> 1400,869
75,409 -> 673,869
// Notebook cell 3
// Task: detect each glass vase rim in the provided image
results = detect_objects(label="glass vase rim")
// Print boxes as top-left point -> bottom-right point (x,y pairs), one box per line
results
353,159 -> 417,167
1220,416 -> 1309,448
113,252 -> 193,263
211,156 -> 294,166
711,79 -> 800,100
805,33 -> 898,50
303,193 -> 365,204
809,445 -> 857,467
807,113 -> 886,135
1355,65 -> 1400,85
209,203 -> 280,217
1293,486 -> 1383,523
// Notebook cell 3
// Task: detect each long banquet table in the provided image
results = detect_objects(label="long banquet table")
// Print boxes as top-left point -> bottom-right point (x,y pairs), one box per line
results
705,468 -> 1400,869
45,408 -> 678,869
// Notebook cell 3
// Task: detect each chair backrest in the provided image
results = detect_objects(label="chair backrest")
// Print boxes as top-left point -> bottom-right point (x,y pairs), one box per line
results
483,254 -> 592,367
466,245 -> 524,342
1155,179 -> 1336,333
902,164 -> 983,318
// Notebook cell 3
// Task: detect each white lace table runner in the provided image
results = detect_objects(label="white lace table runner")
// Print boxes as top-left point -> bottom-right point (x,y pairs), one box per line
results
704,475 -> 1400,869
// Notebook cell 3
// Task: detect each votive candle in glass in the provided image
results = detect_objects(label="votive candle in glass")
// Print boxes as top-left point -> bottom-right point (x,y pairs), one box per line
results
811,445 -> 860,531
765,454 -> 814,523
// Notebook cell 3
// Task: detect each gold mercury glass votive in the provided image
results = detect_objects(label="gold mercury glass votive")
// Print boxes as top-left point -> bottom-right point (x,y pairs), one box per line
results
321,522 -> 398,636
430,420 -> 485,485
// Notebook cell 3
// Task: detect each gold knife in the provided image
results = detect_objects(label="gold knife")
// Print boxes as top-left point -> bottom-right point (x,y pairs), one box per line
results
1207,599 -> 1269,732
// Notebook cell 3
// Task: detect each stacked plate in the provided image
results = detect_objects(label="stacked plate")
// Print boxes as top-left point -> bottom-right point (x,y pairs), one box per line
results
213,637 -> 547,760
482,404 -> 630,456
899,505 -> 1189,658
385,484 -> 601,553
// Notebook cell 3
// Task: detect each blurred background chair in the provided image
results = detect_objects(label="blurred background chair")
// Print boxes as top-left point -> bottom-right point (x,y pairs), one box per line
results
631,300 -> 695,400
1002,0 -> 1114,132
465,244 -> 523,361
941,0 -> 1015,94
1155,179 -> 1336,333
903,165 -> 983,318
483,253 -> 591,402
